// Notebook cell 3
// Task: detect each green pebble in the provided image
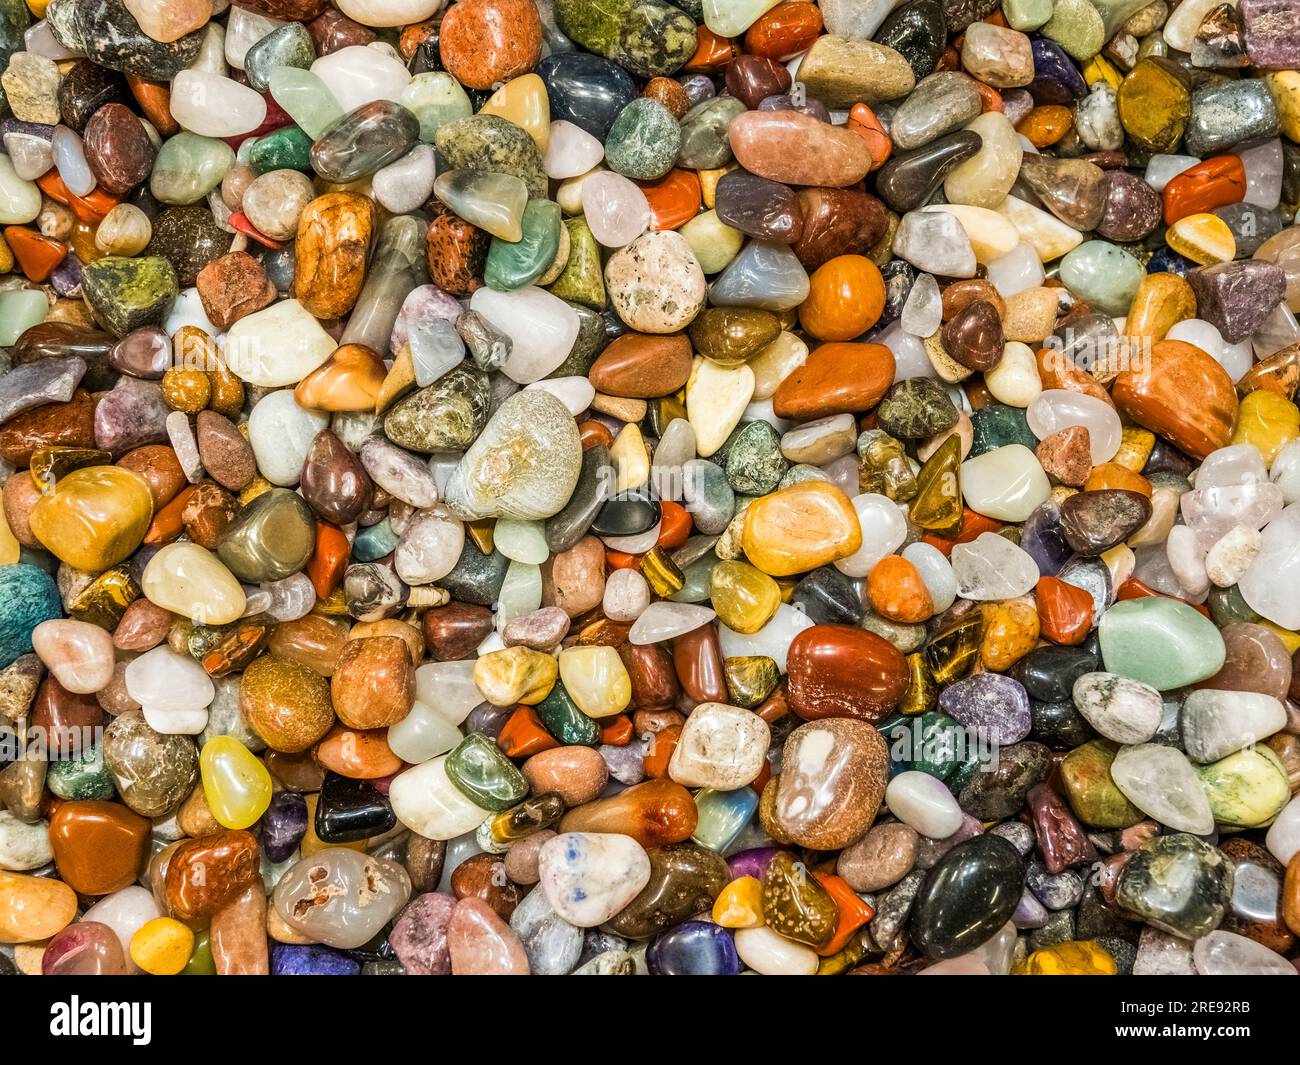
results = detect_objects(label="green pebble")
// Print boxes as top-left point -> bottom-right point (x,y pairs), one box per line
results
243,22 -> 314,93
1041,0 -> 1106,60
81,255 -> 178,338
46,745 -> 115,801
547,218 -> 606,310
969,403 -> 1038,457
401,72 -> 472,143
435,114 -> 547,199
716,420 -> 788,496
249,125 -> 313,174
537,679 -> 601,746
1059,239 -> 1145,317
605,97 -> 682,181
485,198 -> 563,292
1195,746 -> 1291,828
1098,597 -> 1226,690
1002,0 -> 1053,30
445,732 -> 529,811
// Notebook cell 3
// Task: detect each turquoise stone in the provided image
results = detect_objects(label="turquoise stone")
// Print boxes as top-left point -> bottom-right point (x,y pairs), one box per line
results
536,679 -> 600,746
249,126 -> 314,174
445,733 -> 528,811
969,403 -> 1039,457
485,199 -> 563,292
1059,240 -> 1145,317
353,519 -> 400,562
0,564 -> 61,667
604,98 -> 683,181
1098,597 -> 1226,690
692,787 -> 759,851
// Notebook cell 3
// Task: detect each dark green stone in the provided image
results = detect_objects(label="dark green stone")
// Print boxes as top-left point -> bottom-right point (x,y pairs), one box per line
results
250,126 -> 314,174
876,377 -> 959,439
47,0 -> 202,80
880,711 -> 967,779
243,22 -> 315,93
46,744 -> 115,800
547,304 -> 610,378
445,733 -> 528,810
554,0 -> 696,78
537,679 -> 601,746
956,740 -> 1052,819
439,541 -> 509,607
485,198 -> 562,292
969,403 -> 1038,457
1114,833 -> 1233,939
604,97 -> 682,180
547,219 -> 606,309
910,834 -> 1026,959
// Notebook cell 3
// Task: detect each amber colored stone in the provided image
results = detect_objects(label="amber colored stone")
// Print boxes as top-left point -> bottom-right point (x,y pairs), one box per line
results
420,603 -> 493,662
644,77 -> 690,119
773,342 -> 895,419
497,705 -> 559,758
37,172 -> 119,224
980,598 -> 1039,671
799,255 -> 886,343
303,521 -> 347,600
143,484 -> 194,545
740,481 -> 862,576
641,169 -> 702,232
127,75 -> 179,136
240,653 -> 336,751
588,333 -> 693,398
1163,155 -> 1246,226
786,623 -> 909,723
1035,346 -> 1114,406
1015,105 -> 1073,148
4,226 -> 65,282
1238,344 -> 1300,400
1111,339 -> 1237,460
792,187 -> 890,270
1036,576 -> 1094,645
182,482 -> 238,548
1124,272 -> 1195,342
815,871 -> 875,956
294,192 -> 375,320
451,852 -> 521,920
267,616 -> 347,677
33,677 -> 102,757
163,830 -> 261,921
1083,462 -> 1151,497
558,779 -> 698,847
0,389 -> 96,467
867,555 -> 933,623
117,444 -> 186,509
1284,852 -> 1300,938
48,801 -> 151,896
330,636 -> 414,730
686,26 -> 740,72
426,202 -> 488,296
941,279 -> 1005,320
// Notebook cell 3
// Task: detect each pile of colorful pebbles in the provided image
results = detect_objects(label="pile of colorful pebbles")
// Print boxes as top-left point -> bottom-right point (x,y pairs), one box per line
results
1,0 -> 1300,976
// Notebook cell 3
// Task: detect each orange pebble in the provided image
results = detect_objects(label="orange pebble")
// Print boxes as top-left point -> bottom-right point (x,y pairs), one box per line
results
643,723 -> 681,778
745,1 -> 823,60
656,501 -> 692,550
143,485 -> 195,545
307,521 -> 350,599
640,168 -> 701,232
579,420 -> 615,450
922,507 -> 1003,556
867,555 -> 933,623
814,872 -> 875,956
497,705 -> 560,759
974,80 -> 1003,112
4,227 -> 65,282
1117,578 -> 1213,619
315,724 -> 403,779
1035,576 -> 1094,645
847,103 -> 892,171
1162,155 -> 1246,225
1015,105 -> 1072,147
685,27 -> 739,72
599,714 -> 634,746
798,254 -> 885,342
605,549 -> 641,570
36,172 -> 119,223
1083,462 -> 1152,497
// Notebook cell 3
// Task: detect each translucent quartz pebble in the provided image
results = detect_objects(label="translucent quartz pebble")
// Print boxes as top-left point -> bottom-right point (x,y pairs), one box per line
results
834,493 -> 907,578
389,755 -> 492,840
169,70 -> 267,138
1196,444 -> 1268,488
959,444 -> 1051,521
242,574 -> 315,622
1109,743 -> 1215,834
1272,441 -> 1300,504
884,772 -> 963,839
1026,390 -> 1121,464
373,145 -> 437,215
395,508 -> 465,585
247,390 -> 330,487
950,532 -> 1039,600
985,242 -> 1046,299
469,287 -> 581,384
580,171 -> 650,247
901,273 -> 942,337
538,832 -> 651,927
51,126 -> 95,197
1181,689 -> 1287,763
893,210 -> 977,278
434,170 -> 529,241
1182,482 -> 1284,550
628,602 -> 717,645
543,120 -> 604,180
310,44 -> 412,114
415,661 -> 488,726
1267,797 -> 1300,865
717,603 -> 815,674
269,68 -> 344,139
1239,139 -> 1283,211
1192,931 -> 1297,976
903,542 -> 958,612
4,131 -> 53,183
527,378 -> 596,417
273,849 -> 410,949
1239,502 -> 1300,627
1145,154 -> 1198,192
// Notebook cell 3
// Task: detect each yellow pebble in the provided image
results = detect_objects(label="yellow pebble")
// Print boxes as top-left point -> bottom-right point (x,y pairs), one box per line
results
1267,71 -> 1300,145
1231,389 -> 1300,465
1013,940 -> 1117,975
979,597 -> 1039,672
1113,426 -> 1155,472
698,167 -> 731,209
712,876 -> 764,928
1166,213 -> 1236,265
1083,55 -> 1121,89
130,918 -> 195,975
1262,622 -> 1300,655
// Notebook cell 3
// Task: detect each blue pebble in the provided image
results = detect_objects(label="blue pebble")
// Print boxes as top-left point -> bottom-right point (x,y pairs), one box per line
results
270,944 -> 362,976
646,922 -> 741,976
0,564 -> 62,668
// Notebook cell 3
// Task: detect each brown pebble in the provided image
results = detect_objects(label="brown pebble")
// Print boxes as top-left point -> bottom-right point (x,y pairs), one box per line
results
196,251 -> 277,330
195,410 -> 256,491
836,821 -> 919,891
330,636 -> 414,729
1036,425 -> 1092,486
521,746 -> 608,807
